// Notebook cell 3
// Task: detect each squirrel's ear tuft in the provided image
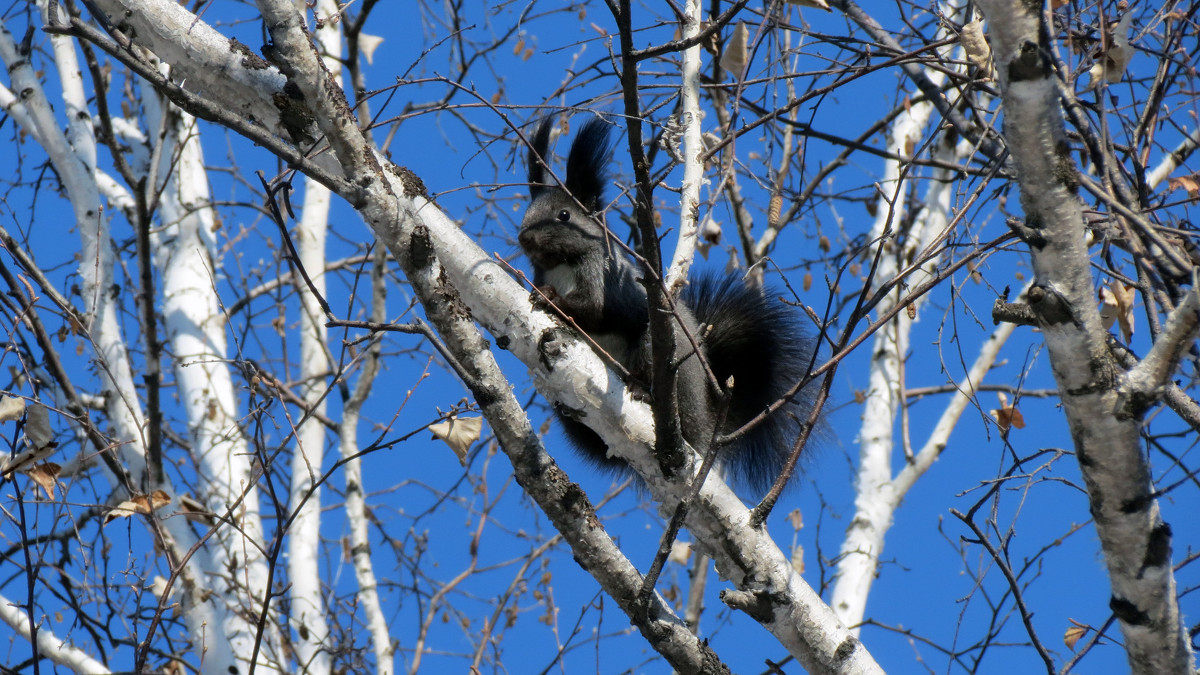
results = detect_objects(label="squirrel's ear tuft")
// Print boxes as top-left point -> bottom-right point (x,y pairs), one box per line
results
526,117 -> 555,201
565,117 -> 613,211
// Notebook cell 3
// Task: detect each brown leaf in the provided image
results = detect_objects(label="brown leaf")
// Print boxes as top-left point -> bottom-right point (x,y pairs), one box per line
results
787,508 -> 804,530
1064,619 -> 1091,650
0,396 -> 25,422
25,403 -> 55,450
990,392 -> 1025,433
358,33 -> 384,66
960,20 -> 993,78
1,404 -> 58,477
1099,281 -> 1136,342
429,415 -> 483,466
26,462 -> 62,500
1167,171 -> 1200,198
105,489 -> 172,525
720,22 -> 749,78
790,544 -> 805,574
785,0 -> 831,8
668,540 -> 691,565
178,494 -> 216,525
698,214 -> 722,260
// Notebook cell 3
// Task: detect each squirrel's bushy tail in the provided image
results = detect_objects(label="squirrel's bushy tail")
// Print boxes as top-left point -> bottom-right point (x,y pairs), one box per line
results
684,274 -> 823,492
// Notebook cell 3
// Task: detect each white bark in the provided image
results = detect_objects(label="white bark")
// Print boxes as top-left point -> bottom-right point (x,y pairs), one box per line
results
829,43 -> 941,633
285,3 -> 340,672
830,2 -> 992,630
665,0 -> 705,293
0,592 -> 111,675
0,15 -> 253,675
149,102 -> 283,671
1,5 -> 148,488
976,2 -> 1195,671
340,251 -> 394,675
1145,126 -> 1199,190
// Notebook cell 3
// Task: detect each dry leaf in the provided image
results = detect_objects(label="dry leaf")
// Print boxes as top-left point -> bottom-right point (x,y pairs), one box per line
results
429,415 -> 483,465
785,0 -> 831,9
178,494 -> 216,524
1085,13 -> 1134,89
1,404 -> 58,477
0,396 -> 25,422
358,33 -> 384,65
960,20 -> 993,78
26,462 -> 62,500
1099,281 -> 1135,342
1167,171 -> 1200,198
1110,281 -> 1136,342
25,403 -> 55,450
720,22 -> 749,78
697,214 -> 722,259
668,540 -> 692,565
150,575 -> 177,604
700,214 -> 722,244
1064,619 -> 1091,650
787,508 -> 804,530
105,489 -> 172,525
990,392 -> 1025,433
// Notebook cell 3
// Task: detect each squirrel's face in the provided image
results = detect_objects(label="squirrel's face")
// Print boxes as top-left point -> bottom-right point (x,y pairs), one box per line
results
520,116 -> 614,270
519,189 -> 604,269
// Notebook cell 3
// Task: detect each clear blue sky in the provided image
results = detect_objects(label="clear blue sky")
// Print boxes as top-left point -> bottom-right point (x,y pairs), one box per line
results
1,2 -> 1196,673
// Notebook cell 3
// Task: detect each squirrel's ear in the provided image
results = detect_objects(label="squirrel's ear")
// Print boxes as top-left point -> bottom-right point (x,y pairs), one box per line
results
526,117 -> 555,201
565,117 -> 613,211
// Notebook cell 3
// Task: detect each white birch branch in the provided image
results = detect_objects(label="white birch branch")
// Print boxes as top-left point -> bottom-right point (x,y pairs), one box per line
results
284,3 -> 341,672
147,100 -> 282,670
975,2 -> 1195,671
340,249 -> 394,675
0,15 -> 258,675
1145,126 -> 1200,191
830,1 -> 982,631
0,593 -> 111,675
665,0 -> 704,293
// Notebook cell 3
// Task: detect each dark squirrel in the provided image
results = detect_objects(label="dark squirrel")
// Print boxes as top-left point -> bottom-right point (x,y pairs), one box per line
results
519,116 -> 823,493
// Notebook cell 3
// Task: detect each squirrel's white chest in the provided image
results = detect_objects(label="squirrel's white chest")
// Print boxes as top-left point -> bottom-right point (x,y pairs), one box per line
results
544,264 -> 578,297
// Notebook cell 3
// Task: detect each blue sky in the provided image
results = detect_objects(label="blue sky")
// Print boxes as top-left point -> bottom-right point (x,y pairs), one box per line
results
1,1 -> 1197,673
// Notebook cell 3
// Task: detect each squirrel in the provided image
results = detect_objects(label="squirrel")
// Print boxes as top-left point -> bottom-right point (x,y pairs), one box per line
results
518,115 -> 823,493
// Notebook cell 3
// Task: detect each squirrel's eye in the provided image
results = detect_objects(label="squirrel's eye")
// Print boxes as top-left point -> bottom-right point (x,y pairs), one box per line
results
556,210 -> 570,222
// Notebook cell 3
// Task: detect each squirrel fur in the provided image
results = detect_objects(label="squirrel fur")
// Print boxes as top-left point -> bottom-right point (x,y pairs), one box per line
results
519,116 -> 823,493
